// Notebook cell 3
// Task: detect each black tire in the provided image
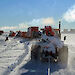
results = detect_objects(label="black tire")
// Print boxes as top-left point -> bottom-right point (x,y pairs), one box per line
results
58,45 -> 68,64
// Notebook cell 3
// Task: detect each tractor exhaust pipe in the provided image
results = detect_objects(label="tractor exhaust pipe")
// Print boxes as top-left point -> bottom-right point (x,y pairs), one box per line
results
59,21 -> 61,34
59,21 -> 61,39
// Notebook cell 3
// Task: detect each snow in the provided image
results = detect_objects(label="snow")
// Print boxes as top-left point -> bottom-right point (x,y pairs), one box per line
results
43,43 -> 56,53
41,34 -> 64,53
0,33 -> 75,75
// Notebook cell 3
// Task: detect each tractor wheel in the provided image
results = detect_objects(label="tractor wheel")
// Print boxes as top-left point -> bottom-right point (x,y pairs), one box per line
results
58,45 -> 68,64
31,45 -> 41,60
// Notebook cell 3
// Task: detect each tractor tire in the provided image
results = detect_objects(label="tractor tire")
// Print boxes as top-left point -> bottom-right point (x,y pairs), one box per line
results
31,45 -> 41,60
58,45 -> 68,64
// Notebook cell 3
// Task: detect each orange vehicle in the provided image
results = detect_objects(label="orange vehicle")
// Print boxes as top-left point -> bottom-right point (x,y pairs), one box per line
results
26,27 -> 40,38
45,26 -> 55,36
16,27 -> 40,38
21,32 -> 28,38
41,26 -> 55,36
9,31 -> 16,37
41,26 -> 61,38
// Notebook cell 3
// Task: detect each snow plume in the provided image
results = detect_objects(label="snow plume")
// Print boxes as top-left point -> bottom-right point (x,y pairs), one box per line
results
63,5 -> 75,22
29,17 -> 55,27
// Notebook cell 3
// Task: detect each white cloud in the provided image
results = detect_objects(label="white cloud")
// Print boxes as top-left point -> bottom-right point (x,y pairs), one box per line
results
0,26 -> 17,30
18,23 -> 29,29
0,17 -> 55,31
63,5 -> 75,22
29,19 -> 41,26
0,23 -> 29,31
28,17 -> 55,27
42,17 -> 55,25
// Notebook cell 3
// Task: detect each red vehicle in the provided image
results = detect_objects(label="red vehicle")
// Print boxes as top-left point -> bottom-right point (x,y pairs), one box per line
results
26,27 -> 40,38
9,31 -> 16,37
45,26 -> 55,36
31,21 -> 68,64
15,27 -> 40,38
41,26 -> 61,38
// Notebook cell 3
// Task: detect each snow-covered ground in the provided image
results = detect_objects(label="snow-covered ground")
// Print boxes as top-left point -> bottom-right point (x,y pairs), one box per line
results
0,33 -> 75,75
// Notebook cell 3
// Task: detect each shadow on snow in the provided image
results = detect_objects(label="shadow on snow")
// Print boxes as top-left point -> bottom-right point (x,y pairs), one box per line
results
20,59 -> 67,75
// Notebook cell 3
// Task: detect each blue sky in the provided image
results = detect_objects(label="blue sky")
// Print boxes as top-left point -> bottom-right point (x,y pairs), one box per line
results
0,0 -> 75,31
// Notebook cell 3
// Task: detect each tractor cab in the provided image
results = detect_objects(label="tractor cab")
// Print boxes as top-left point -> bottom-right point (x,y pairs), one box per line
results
41,26 -> 61,38
27,27 -> 41,38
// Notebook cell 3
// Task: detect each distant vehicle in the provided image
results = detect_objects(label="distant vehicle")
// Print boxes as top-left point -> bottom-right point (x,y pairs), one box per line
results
9,31 -> 16,37
0,30 -> 4,35
17,27 -> 41,38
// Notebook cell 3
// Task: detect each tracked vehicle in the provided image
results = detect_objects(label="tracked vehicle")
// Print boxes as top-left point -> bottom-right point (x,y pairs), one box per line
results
31,21 -> 68,64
